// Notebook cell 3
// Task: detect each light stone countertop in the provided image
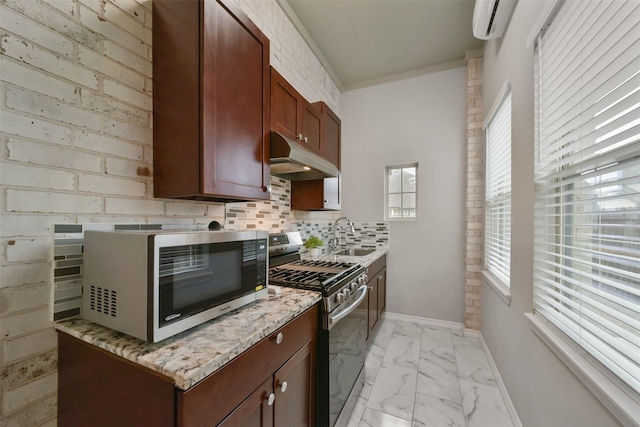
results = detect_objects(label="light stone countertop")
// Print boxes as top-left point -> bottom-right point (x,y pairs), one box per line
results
55,287 -> 321,390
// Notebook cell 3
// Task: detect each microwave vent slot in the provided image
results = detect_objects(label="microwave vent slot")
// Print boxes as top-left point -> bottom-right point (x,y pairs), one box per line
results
159,245 -> 209,277
89,285 -> 117,317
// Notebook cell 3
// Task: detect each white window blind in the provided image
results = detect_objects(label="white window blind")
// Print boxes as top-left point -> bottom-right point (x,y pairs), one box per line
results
485,89 -> 512,284
534,0 -> 640,395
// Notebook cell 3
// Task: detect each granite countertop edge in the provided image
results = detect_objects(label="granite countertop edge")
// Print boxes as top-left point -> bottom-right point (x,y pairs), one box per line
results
55,287 -> 321,390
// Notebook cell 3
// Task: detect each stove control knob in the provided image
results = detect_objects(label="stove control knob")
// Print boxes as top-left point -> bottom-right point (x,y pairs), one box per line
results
350,282 -> 357,293
336,293 -> 345,304
343,289 -> 351,300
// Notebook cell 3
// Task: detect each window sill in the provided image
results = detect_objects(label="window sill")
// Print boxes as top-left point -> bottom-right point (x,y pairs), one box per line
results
526,313 -> 640,427
481,270 -> 511,305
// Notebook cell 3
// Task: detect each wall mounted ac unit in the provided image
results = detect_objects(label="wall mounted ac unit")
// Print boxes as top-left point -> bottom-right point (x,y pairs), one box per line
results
473,0 -> 517,40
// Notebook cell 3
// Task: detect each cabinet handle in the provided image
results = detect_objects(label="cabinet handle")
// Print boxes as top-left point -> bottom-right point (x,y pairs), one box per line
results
303,136 -> 308,143
267,393 -> 275,406
275,332 -> 284,344
279,381 -> 288,393
368,286 -> 373,291
297,133 -> 304,140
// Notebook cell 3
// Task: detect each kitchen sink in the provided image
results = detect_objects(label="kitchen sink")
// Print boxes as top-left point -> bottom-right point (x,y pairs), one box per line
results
333,248 -> 376,257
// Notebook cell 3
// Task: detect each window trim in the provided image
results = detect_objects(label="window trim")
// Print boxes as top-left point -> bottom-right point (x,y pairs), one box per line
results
482,270 -> 511,306
527,313 -> 640,427
384,163 -> 418,221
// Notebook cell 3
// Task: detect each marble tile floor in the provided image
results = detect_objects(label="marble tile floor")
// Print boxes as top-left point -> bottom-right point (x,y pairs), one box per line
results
345,315 -> 516,427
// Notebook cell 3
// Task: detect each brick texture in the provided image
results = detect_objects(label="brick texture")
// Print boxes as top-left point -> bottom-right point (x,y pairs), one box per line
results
464,52 -> 484,330
0,0 -> 341,425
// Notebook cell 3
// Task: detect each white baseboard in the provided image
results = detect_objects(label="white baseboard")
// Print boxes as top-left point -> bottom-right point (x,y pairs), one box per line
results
478,333 -> 524,427
383,311 -> 464,331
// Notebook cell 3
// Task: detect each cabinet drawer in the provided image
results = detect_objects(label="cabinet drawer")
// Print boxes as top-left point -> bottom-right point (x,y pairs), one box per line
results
177,304 -> 318,427
370,254 -> 386,277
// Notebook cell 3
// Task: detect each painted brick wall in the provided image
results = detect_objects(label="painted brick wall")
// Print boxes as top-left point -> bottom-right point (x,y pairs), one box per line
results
464,50 -> 484,330
0,0 -> 340,425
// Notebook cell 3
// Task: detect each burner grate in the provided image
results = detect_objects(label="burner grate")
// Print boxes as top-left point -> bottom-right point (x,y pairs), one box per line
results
290,260 -> 354,269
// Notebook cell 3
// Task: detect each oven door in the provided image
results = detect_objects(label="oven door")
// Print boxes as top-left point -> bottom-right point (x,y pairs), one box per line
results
324,285 -> 368,427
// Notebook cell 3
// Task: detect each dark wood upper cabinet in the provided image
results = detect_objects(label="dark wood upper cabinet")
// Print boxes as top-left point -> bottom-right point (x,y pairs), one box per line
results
291,103 -> 342,211
271,68 -> 323,156
291,176 -> 341,211
314,102 -> 341,169
153,0 -> 271,202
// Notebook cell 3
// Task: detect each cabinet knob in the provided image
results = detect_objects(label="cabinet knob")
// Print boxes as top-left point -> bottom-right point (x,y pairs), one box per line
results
267,393 -> 275,406
279,381 -> 288,393
262,185 -> 271,193
275,332 -> 284,344
303,136 -> 308,143
297,133 -> 304,140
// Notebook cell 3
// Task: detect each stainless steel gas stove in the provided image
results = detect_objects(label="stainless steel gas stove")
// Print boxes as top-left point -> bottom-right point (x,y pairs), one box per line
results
269,232 -> 368,427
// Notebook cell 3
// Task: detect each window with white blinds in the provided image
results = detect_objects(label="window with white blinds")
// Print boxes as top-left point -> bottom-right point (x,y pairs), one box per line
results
485,89 -> 512,285
533,0 -> 640,395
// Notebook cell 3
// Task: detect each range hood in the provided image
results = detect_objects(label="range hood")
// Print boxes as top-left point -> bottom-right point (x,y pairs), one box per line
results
270,131 -> 339,181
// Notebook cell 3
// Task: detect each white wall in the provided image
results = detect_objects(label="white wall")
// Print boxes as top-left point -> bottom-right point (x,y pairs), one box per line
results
0,1 -> 339,425
341,69 -> 467,323
481,1 -> 622,425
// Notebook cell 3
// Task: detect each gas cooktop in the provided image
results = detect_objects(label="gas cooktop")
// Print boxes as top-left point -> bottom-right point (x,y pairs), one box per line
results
269,259 -> 361,291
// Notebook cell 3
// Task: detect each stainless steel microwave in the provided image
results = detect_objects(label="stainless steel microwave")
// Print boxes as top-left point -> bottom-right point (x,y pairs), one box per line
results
82,229 -> 268,342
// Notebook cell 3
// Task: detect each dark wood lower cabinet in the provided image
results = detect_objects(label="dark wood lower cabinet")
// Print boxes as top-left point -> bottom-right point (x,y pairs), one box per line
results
366,255 -> 387,336
376,268 -> 387,320
219,376 -> 274,427
58,305 -> 318,427
57,333 -> 175,427
219,339 -> 315,427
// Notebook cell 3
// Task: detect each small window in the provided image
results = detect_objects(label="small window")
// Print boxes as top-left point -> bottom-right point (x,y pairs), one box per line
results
385,163 -> 417,220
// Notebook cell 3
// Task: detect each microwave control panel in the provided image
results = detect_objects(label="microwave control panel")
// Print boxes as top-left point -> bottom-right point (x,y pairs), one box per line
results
256,239 -> 268,288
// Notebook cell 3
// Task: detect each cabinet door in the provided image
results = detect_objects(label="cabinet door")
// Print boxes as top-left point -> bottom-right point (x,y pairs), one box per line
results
301,102 -> 322,154
377,268 -> 386,318
153,0 -> 270,202
318,103 -> 341,168
368,277 -> 379,333
218,377 -> 274,427
273,340 -> 316,427
201,0 -> 271,200
271,69 -> 300,141
290,175 -> 340,211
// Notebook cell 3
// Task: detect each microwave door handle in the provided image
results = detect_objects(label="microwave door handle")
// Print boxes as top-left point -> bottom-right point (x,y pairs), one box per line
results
327,285 -> 367,331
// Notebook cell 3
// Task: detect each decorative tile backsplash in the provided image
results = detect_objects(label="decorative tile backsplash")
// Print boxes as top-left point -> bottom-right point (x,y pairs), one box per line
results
52,176 -> 389,321
225,177 -> 291,232
293,220 -> 389,255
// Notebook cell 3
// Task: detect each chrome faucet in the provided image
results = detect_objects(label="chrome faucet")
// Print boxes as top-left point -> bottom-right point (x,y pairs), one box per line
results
332,217 -> 355,253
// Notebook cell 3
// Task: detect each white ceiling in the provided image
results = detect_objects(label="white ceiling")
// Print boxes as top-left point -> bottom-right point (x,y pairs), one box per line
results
280,0 -> 484,91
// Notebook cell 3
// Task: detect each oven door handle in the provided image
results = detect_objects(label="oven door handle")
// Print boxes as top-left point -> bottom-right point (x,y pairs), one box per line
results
327,285 -> 367,330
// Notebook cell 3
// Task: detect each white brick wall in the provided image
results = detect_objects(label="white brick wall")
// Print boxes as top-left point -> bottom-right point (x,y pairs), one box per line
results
464,51 -> 484,330
0,0 -> 340,425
